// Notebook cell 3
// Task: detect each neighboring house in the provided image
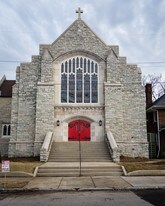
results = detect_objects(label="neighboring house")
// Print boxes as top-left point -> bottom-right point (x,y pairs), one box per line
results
0,9 -> 149,159
146,83 -> 165,158
0,75 -> 15,157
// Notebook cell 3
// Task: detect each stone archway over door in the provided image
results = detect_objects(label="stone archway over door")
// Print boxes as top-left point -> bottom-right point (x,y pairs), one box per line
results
68,120 -> 90,141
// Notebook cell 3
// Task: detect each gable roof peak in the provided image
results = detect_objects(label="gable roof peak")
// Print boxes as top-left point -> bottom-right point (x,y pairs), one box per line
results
52,18 -> 107,47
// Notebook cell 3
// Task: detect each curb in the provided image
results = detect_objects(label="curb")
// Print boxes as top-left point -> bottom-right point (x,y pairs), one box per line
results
1,186 -> 165,193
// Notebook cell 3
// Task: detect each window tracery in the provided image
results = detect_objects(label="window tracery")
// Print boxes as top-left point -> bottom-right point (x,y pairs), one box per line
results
61,56 -> 98,103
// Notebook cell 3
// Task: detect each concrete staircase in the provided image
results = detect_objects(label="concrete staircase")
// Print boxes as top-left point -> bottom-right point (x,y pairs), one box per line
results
36,142 -> 124,177
36,162 -> 124,177
48,142 -> 111,162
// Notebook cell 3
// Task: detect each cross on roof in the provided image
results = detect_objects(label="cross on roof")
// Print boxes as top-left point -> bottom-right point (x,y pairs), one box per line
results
76,7 -> 83,19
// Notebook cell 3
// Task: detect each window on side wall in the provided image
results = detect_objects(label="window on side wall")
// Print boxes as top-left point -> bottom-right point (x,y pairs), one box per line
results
2,124 -> 11,137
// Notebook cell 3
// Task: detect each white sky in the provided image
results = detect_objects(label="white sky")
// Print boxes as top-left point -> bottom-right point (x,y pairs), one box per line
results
0,0 -> 165,80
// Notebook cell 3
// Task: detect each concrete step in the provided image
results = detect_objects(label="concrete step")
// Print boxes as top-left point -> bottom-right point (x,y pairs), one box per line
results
49,154 -> 110,157
50,150 -> 109,152
36,172 -> 123,177
37,168 -> 122,173
38,165 -> 121,169
36,169 -> 123,177
48,160 -> 111,162
49,154 -> 110,158
36,173 -> 79,177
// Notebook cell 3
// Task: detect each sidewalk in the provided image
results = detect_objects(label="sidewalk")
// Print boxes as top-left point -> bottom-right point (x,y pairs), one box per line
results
1,176 -> 165,191
25,176 -> 165,190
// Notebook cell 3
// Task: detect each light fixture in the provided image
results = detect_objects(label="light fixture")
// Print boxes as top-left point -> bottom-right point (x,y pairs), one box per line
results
99,120 -> 102,126
56,120 -> 60,126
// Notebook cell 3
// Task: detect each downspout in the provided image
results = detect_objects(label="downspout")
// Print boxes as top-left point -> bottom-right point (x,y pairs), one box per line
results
156,110 -> 160,158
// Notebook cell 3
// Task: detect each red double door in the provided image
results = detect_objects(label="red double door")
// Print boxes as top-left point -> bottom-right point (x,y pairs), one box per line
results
68,120 -> 90,141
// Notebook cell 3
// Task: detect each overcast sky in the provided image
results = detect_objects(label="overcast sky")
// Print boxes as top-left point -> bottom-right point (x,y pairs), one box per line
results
0,0 -> 165,80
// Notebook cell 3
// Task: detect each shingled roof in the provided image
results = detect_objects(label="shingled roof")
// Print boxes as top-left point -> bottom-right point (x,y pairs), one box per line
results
0,76 -> 15,97
148,93 -> 165,110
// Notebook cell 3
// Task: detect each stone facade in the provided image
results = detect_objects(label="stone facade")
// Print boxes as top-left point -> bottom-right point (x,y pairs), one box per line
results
0,98 -> 12,156
0,76 -> 15,157
6,17 -> 149,158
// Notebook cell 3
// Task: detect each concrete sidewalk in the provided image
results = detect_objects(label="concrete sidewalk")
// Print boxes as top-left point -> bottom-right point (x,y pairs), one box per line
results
1,176 -> 165,191
24,176 -> 165,190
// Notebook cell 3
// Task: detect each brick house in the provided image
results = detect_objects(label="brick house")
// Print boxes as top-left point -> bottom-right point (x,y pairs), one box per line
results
146,84 -> 165,158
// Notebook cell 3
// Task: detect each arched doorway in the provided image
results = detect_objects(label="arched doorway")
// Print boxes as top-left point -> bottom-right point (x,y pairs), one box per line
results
68,120 -> 90,141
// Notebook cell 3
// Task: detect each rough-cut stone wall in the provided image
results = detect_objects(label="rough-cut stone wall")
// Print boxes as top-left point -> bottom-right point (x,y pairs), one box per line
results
34,49 -> 55,156
34,83 -> 54,156
8,56 -> 40,157
105,49 -> 148,158
0,98 -> 12,156
105,50 -> 123,148
120,63 -> 148,157
105,84 -> 123,141
40,20 -> 109,61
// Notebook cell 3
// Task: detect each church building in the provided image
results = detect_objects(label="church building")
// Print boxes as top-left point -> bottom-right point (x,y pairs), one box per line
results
1,8 -> 149,161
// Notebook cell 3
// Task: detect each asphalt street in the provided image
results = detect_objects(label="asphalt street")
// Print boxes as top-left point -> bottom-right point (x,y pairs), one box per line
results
0,190 -> 165,206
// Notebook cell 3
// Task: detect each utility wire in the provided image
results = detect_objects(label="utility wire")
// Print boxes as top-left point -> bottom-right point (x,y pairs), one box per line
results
0,60 -> 165,65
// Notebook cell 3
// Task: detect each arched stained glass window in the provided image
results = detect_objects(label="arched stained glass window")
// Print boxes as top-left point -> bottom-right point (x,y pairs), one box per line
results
61,56 -> 98,103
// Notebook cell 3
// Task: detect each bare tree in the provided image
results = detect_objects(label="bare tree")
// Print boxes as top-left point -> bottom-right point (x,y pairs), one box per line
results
142,73 -> 165,100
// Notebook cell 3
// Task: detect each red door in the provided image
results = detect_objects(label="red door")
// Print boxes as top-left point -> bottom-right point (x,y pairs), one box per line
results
68,120 -> 90,141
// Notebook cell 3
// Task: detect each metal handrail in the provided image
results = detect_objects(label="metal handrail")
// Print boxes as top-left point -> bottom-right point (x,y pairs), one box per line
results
79,132 -> 82,176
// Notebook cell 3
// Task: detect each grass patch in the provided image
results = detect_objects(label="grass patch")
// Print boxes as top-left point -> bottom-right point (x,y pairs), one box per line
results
120,155 -> 149,162
119,162 -> 165,173
118,156 -> 165,173
0,181 -> 29,188
0,157 -> 42,173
